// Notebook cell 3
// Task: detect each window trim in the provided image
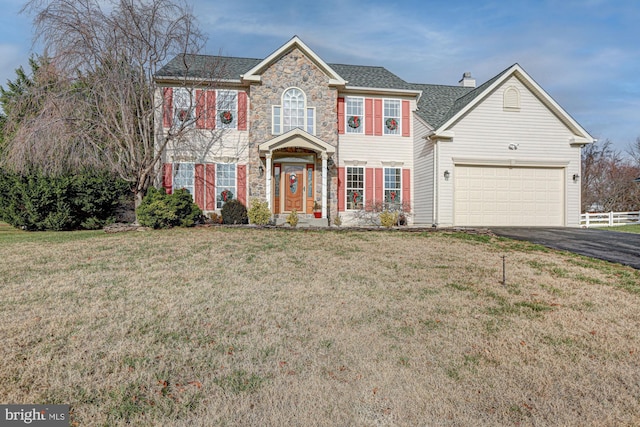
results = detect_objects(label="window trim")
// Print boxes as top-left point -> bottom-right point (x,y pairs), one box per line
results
383,98 -> 401,136
215,162 -> 237,209
173,162 -> 195,200
345,96 -> 364,134
272,87 -> 314,135
383,166 -> 402,207
346,166 -> 365,210
173,88 -> 195,128
216,89 -> 238,129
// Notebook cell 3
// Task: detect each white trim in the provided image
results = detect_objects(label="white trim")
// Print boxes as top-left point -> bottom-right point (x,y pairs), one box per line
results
241,36 -> 347,86
259,128 -> 335,155
452,158 -> 569,167
342,86 -> 422,97
434,64 -> 595,144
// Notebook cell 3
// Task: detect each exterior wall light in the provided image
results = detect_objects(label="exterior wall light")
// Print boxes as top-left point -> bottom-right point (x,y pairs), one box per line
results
258,165 -> 264,178
573,174 -> 579,182
444,170 -> 451,180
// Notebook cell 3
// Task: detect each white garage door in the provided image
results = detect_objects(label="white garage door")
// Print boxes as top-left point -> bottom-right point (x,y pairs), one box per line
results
454,165 -> 564,227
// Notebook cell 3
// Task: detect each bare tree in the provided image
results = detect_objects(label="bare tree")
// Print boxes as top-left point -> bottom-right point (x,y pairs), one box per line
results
6,0 -> 230,208
581,139 -> 640,212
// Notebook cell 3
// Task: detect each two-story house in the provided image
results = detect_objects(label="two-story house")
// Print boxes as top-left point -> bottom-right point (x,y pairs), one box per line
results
154,36 -> 594,227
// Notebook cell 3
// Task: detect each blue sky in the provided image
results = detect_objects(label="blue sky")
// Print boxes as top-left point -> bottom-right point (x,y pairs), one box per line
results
1,0 -> 638,153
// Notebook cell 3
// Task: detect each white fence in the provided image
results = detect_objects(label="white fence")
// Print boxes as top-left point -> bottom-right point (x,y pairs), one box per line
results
581,211 -> 640,227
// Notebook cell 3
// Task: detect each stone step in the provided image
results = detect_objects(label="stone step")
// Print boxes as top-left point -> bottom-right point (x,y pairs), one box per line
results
274,214 -> 329,228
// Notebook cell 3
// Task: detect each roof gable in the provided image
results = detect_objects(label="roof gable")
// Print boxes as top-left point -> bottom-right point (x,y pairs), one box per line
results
242,36 -> 346,87
431,64 -> 594,143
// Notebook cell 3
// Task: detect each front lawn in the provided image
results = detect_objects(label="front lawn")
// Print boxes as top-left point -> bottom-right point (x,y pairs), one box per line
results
1,226 -> 639,426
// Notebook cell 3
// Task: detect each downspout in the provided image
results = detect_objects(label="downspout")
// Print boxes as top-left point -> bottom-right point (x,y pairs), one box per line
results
433,138 -> 438,227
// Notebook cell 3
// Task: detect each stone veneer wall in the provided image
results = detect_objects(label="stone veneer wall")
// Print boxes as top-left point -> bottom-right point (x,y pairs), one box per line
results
246,47 -> 339,219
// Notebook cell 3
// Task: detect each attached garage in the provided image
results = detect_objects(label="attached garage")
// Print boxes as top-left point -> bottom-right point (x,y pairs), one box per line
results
454,165 -> 565,227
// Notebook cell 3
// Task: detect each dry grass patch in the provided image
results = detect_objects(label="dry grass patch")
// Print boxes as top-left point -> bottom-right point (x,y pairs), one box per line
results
1,227 -> 639,426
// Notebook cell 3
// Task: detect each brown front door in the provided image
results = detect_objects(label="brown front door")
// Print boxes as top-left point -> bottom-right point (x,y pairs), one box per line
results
284,165 -> 304,212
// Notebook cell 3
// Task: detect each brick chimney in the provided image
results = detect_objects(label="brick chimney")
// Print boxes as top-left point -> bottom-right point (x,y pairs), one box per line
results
459,72 -> 476,88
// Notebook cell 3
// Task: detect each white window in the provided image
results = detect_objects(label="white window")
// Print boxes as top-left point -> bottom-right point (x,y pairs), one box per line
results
383,99 -> 401,135
272,106 -> 281,134
173,88 -> 195,127
216,90 -> 238,129
173,163 -> 195,198
384,167 -> 401,207
272,88 -> 314,135
346,97 -> 364,134
346,167 -> 364,210
216,163 -> 236,209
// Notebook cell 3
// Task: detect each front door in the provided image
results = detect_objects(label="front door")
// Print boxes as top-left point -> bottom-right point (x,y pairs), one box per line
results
284,165 -> 304,212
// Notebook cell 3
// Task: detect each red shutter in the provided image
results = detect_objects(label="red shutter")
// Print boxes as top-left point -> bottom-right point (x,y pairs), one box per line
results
365,98 -> 373,135
375,168 -> 383,203
402,168 -> 411,207
163,87 -> 173,128
365,168 -> 374,211
337,167 -> 345,211
237,91 -> 247,131
205,164 -> 216,211
196,90 -> 205,129
337,97 -> 345,134
206,90 -> 216,129
402,100 -> 410,137
237,164 -> 247,206
163,163 -> 172,194
194,164 -> 205,209
374,99 -> 382,136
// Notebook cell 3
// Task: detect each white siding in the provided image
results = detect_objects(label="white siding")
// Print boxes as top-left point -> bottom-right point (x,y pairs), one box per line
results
437,75 -> 582,227
412,118 -> 434,225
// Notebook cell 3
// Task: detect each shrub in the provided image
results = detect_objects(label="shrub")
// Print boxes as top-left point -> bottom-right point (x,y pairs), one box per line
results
136,187 -> 202,229
286,209 -> 299,227
247,199 -> 271,225
0,169 -> 129,231
221,199 -> 248,225
379,210 -> 398,228
208,212 -> 223,224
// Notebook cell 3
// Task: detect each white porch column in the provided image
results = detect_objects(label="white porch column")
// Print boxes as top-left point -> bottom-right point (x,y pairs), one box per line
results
321,153 -> 328,219
265,152 -> 272,210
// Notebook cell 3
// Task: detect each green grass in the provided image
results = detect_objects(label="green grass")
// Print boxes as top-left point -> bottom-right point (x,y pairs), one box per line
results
594,224 -> 640,234
2,225 -> 640,426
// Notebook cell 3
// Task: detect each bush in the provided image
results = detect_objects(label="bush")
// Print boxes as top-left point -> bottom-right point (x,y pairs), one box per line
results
247,199 -> 271,225
221,199 -> 248,225
286,209 -> 299,227
379,210 -> 398,228
0,169 -> 129,231
136,187 -> 202,229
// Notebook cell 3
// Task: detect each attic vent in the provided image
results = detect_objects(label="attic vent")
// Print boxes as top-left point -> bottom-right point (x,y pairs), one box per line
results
503,86 -> 520,110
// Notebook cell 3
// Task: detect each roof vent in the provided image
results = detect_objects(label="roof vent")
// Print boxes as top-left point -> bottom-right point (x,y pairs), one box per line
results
459,72 -> 476,88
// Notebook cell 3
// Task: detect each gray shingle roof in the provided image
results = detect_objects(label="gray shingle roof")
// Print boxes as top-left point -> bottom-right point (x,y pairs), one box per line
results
156,54 -> 261,80
410,84 -> 475,129
156,53 -> 508,129
328,64 -> 417,90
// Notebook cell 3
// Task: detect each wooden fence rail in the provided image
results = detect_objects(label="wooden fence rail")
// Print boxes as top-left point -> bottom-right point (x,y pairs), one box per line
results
580,211 -> 640,227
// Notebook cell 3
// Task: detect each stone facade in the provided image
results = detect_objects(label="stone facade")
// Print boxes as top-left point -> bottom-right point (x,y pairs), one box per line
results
246,47 -> 339,219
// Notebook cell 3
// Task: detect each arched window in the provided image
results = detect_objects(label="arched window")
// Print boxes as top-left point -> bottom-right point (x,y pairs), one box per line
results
504,86 -> 520,110
283,88 -> 305,132
272,88 -> 315,135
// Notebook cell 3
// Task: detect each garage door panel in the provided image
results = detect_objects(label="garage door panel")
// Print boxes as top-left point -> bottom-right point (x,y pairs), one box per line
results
454,166 -> 564,227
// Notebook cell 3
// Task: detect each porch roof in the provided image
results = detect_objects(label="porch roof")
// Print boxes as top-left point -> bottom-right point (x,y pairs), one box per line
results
258,129 -> 335,156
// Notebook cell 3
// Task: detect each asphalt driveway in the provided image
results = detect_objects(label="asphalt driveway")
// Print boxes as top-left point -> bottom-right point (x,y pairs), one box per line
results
490,227 -> 640,270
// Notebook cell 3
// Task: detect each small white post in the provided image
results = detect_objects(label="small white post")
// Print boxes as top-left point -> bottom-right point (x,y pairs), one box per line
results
321,153 -> 328,219
265,152 -> 272,210
609,211 -> 614,226
586,213 -> 590,228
